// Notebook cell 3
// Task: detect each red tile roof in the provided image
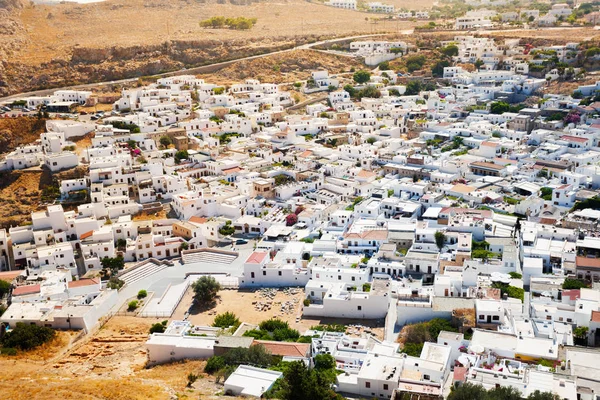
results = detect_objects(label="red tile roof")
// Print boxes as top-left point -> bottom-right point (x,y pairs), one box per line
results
254,340 -> 310,357
560,135 -> 588,143
189,216 -> 208,225
80,230 -> 93,240
68,278 -> 100,288
592,310 -> 600,323
246,251 -> 268,265
576,256 -> 600,269
12,284 -> 40,296
562,289 -> 580,301
222,167 -> 242,175
453,367 -> 468,382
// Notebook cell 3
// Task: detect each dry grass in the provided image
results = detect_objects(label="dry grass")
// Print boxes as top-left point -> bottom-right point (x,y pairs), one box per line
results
0,116 -> 48,152
0,316 -> 245,399
198,49 -> 363,85
16,0 -> 424,65
0,170 -> 46,229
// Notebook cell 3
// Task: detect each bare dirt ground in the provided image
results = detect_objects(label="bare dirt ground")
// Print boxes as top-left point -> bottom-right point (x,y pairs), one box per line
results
0,308 -> 383,399
173,287 -> 385,339
0,316 -> 236,399
16,0 -> 424,65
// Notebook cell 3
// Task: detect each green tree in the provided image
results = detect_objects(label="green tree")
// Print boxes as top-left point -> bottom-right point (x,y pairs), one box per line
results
116,238 -> 127,250
353,70 -> 371,84
1,323 -> 56,351
0,280 -> 11,298
128,300 -> 138,311
448,383 -> 488,400
563,278 -> 587,289
137,290 -> 147,299
527,391 -> 559,400
434,231 -> 446,251
174,150 -> 189,164
366,137 -> 377,144
159,135 -> 172,148
490,101 -> 511,114
487,385 -> 522,400
378,61 -> 390,70
192,276 -> 221,304
432,60 -> 450,77
574,326 -> 589,340
343,84 -> 356,97
441,44 -> 459,57
314,353 -> 336,370
219,220 -> 235,236
212,311 -> 241,330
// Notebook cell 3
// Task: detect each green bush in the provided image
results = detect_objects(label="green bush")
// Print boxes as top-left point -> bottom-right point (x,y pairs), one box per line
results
259,318 -> 289,332
492,282 -> 524,302
137,290 -> 147,299
204,355 -> 226,373
1,323 -> 56,351
540,187 -> 553,200
128,300 -> 139,311
402,342 -> 424,357
310,324 -> 346,332
563,278 -> 588,289
212,311 -> 241,331
353,70 -> 371,84
149,321 -> 167,334
0,347 -> 17,356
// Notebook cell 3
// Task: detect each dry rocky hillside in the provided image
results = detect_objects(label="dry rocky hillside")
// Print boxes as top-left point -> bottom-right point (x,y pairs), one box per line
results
199,49 -> 364,84
0,0 -> 428,96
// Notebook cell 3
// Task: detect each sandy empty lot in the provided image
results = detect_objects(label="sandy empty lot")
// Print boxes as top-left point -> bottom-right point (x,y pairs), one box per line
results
172,287 -> 385,338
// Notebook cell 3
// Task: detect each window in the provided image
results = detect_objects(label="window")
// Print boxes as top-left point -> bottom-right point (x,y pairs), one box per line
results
492,316 -> 500,321
383,384 -> 388,390
365,382 -> 370,388
479,315 -> 485,320
278,271 -> 282,276
251,272 -> 255,278
358,306 -> 362,311
263,271 -> 266,276
423,375 -> 430,380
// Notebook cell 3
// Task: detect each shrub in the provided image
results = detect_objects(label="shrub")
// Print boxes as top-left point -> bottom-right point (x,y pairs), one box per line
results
353,70 -> 371,84
204,355 -> 226,373
128,300 -> 139,311
212,311 -> 241,330
149,321 -> 167,334
273,328 -> 300,342
563,278 -> 587,289
137,290 -> 147,299
218,220 -> 235,236
1,323 -> 56,351
0,347 -> 17,356
0,280 -> 11,298
314,353 -> 336,370
303,298 -> 310,306
259,318 -> 289,332
509,272 -> 522,279
310,324 -> 346,332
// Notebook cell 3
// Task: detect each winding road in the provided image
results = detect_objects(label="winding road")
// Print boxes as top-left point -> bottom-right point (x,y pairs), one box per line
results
0,33 -> 387,103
